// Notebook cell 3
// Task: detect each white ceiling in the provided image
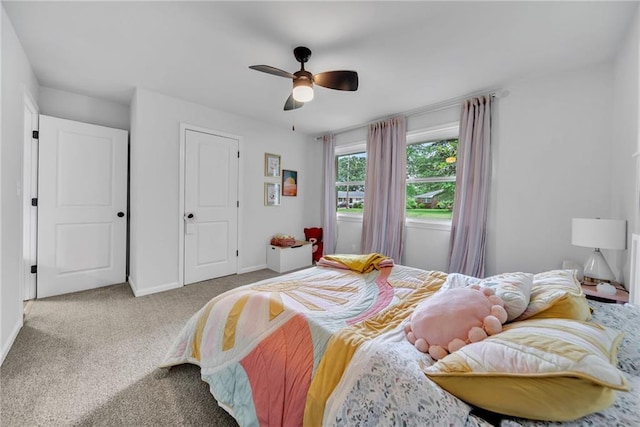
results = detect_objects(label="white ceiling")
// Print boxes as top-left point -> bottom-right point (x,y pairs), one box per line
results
3,1 -> 636,135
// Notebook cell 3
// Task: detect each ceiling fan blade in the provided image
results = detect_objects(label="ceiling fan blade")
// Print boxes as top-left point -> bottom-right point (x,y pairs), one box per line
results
284,94 -> 304,111
313,70 -> 359,91
249,65 -> 294,79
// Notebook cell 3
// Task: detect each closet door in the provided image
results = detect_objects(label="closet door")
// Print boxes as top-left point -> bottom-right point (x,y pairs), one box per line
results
183,129 -> 239,284
37,115 -> 128,298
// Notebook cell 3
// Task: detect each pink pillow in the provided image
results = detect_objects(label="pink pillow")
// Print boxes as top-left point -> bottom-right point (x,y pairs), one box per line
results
405,286 -> 508,360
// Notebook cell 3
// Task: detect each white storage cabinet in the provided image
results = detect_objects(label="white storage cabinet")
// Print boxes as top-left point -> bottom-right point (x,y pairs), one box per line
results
267,241 -> 312,273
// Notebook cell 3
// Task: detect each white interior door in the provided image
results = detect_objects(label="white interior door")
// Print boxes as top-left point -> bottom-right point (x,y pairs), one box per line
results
37,115 -> 128,298
184,129 -> 238,285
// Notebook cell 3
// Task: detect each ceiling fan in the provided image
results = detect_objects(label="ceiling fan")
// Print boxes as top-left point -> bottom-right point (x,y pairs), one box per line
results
249,46 -> 359,111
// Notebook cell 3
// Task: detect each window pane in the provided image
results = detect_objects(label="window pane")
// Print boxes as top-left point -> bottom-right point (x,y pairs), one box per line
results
406,139 -> 457,220
336,152 -> 366,215
337,152 -> 367,183
406,139 -> 458,179
406,181 -> 455,220
337,185 -> 364,213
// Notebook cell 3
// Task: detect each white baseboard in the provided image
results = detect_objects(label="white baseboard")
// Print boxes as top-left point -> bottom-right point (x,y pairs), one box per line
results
127,266 -> 272,296
238,264 -> 268,274
128,276 -> 181,297
1,315 -> 23,366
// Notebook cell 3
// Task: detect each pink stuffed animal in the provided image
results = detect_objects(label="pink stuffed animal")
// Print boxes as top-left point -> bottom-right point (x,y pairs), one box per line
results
405,284 -> 508,360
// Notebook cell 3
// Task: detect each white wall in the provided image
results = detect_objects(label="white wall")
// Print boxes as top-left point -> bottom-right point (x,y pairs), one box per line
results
39,87 -> 130,130
334,64 -> 619,278
487,63 -> 614,276
129,88 -> 321,296
612,6 -> 639,288
1,6 -> 40,364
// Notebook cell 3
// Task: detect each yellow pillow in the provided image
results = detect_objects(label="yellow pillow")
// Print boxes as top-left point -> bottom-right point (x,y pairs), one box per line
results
422,318 -> 628,421
515,269 -> 591,321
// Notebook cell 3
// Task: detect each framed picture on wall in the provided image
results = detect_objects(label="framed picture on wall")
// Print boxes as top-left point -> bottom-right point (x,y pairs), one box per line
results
264,153 -> 281,177
265,183 -> 281,206
282,170 -> 297,196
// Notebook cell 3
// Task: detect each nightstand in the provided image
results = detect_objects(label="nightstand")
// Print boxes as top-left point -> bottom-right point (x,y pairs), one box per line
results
580,283 -> 629,304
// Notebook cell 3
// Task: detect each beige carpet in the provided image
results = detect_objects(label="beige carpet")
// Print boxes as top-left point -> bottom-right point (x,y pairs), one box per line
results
0,269 -> 281,426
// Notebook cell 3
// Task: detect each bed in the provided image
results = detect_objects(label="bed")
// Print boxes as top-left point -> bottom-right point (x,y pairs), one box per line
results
160,256 -> 639,426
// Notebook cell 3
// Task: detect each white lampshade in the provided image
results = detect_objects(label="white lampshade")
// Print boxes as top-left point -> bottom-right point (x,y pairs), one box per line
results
571,218 -> 626,250
572,218 -> 627,283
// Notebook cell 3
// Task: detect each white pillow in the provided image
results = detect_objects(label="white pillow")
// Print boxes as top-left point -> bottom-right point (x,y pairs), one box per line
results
441,273 -> 480,290
442,272 -> 533,322
479,272 -> 533,321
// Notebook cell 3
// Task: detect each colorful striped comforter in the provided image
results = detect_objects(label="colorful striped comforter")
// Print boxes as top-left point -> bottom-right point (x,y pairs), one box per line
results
160,264 -> 449,426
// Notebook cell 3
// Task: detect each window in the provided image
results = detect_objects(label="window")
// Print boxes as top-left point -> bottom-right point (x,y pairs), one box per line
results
335,125 -> 458,221
406,138 -> 457,220
336,152 -> 366,214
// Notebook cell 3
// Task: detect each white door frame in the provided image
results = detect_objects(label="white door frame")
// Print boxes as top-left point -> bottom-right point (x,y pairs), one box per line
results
178,123 -> 242,286
22,88 -> 39,300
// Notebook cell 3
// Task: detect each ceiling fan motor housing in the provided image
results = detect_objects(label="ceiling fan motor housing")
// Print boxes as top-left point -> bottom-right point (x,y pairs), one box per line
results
293,46 -> 312,64
293,70 -> 313,83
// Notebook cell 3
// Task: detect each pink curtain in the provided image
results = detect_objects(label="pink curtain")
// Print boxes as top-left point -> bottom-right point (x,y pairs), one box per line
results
322,134 -> 337,255
361,116 -> 407,261
448,95 -> 492,277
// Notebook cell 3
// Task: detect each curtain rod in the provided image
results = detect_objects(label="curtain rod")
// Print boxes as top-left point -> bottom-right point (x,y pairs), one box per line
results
315,88 -> 503,140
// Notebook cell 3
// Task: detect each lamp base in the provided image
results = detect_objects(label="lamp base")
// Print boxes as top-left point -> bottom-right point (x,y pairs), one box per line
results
583,249 -> 616,284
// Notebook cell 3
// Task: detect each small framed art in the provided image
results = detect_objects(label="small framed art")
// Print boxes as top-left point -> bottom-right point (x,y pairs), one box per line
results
264,153 -> 281,177
282,170 -> 298,196
265,183 -> 281,206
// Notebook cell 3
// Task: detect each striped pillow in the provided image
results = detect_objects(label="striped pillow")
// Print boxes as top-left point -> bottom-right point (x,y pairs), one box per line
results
423,318 -> 628,421
516,269 -> 591,321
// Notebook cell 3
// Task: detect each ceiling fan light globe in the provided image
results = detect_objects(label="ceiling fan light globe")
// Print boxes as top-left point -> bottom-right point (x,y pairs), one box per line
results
292,85 -> 314,103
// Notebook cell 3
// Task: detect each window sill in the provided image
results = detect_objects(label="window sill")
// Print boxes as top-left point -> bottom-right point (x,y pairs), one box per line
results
337,214 -> 452,231
336,213 -> 363,223
405,218 -> 452,231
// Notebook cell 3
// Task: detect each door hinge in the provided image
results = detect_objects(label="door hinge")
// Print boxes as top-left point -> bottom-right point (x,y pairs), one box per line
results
31,198 -> 38,207
237,201 -> 239,208
32,130 -> 39,139
236,250 -> 239,257
30,265 -> 37,274
237,151 -> 240,158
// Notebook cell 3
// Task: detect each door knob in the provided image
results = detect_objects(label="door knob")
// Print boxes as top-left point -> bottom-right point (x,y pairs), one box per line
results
117,212 -> 125,218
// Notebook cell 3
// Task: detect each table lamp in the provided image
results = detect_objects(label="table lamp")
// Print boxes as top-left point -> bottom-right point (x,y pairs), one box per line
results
571,218 -> 627,284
